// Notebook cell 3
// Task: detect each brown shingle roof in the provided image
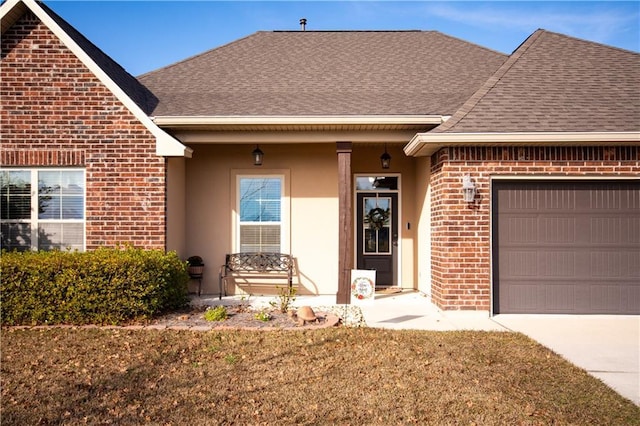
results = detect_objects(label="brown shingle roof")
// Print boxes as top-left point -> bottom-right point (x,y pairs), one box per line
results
434,29 -> 640,133
138,31 -> 507,117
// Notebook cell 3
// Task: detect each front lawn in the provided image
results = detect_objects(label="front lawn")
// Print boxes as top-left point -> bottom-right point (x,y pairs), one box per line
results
2,328 -> 638,425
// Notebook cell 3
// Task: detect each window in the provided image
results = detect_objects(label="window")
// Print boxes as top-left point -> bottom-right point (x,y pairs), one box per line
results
238,176 -> 282,252
0,169 -> 85,251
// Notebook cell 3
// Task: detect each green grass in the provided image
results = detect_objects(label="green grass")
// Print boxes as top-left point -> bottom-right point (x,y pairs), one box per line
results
2,328 -> 638,425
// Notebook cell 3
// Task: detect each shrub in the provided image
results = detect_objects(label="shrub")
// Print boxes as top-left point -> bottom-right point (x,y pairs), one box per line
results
0,247 -> 189,325
269,285 -> 297,313
204,306 -> 227,322
254,311 -> 271,322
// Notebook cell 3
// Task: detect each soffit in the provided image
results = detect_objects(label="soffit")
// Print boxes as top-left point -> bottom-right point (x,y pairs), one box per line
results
405,132 -> 640,157
153,115 -> 442,132
0,0 -> 26,33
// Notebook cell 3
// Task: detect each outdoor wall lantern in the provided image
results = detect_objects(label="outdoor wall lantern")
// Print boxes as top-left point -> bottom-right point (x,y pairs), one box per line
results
462,175 -> 476,203
252,145 -> 264,166
380,144 -> 391,169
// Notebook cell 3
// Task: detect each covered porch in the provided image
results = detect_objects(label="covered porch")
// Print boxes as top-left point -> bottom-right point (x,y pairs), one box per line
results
162,117 -> 440,303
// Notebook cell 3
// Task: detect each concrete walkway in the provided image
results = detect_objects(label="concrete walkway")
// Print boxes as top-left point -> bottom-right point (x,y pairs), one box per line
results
356,291 -> 506,331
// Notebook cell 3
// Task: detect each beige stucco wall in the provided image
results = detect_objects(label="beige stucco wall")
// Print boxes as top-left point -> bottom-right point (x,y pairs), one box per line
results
184,143 -> 339,295
182,142 -> 419,296
352,144 -> 417,289
414,156 -> 431,296
166,157 -> 187,258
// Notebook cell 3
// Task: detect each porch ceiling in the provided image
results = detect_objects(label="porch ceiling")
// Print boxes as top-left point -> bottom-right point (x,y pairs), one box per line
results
171,129 -> 427,145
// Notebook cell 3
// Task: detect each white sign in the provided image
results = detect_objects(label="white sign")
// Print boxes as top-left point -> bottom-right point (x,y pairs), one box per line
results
351,269 -> 376,305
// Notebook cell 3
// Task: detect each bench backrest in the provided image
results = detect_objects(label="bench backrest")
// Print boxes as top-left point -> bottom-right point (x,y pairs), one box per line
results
224,252 -> 294,274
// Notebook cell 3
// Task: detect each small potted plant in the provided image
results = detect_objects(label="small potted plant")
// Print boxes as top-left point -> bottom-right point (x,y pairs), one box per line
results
187,255 -> 205,278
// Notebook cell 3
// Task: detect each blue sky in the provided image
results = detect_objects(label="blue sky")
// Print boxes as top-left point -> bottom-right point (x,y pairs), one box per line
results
46,1 -> 640,76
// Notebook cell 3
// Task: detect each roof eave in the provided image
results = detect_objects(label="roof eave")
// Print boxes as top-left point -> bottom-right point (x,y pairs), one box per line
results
153,115 -> 446,128
0,0 -> 27,33
404,131 -> 640,157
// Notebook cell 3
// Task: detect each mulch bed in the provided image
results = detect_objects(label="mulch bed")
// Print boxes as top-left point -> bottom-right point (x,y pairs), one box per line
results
147,304 -> 339,330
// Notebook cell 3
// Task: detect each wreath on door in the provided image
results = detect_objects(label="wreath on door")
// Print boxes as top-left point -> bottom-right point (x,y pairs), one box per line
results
365,207 -> 389,230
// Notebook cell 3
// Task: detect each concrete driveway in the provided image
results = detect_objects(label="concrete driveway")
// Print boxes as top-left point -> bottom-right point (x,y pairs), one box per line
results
493,315 -> 640,406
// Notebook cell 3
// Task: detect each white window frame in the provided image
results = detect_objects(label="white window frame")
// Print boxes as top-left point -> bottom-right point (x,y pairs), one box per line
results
231,170 -> 290,254
0,168 -> 86,251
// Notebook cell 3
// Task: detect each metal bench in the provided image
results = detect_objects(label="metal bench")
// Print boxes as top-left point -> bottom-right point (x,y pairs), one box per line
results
218,252 -> 295,299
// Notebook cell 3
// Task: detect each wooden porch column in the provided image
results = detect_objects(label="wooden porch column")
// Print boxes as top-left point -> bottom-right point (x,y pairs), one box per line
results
336,142 -> 353,304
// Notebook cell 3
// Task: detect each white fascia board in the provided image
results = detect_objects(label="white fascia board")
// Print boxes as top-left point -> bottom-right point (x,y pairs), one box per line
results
15,0 -> 190,158
153,115 -> 446,127
155,134 -> 193,157
404,131 -> 640,156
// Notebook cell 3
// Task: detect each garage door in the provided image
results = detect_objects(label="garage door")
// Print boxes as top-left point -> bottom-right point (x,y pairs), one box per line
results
492,180 -> 640,314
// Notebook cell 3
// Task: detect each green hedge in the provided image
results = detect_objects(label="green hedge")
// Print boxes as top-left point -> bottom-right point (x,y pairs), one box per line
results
1,247 -> 189,326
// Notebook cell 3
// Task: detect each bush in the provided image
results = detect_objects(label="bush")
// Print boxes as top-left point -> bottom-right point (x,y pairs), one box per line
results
204,305 -> 227,322
0,247 -> 189,325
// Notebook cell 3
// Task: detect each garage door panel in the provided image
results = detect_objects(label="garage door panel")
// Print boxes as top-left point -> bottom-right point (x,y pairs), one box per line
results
499,188 -> 538,210
541,187 -> 575,210
592,249 -> 640,278
501,216 -> 538,243
493,180 -> 640,314
541,217 -> 577,243
500,281 -> 543,312
500,280 -> 638,314
539,251 -> 577,277
590,217 -> 624,244
500,250 -> 539,276
591,285 -> 628,313
545,284 -> 575,311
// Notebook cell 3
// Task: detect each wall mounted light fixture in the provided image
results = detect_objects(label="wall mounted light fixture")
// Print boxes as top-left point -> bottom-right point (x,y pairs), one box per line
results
252,145 -> 264,166
462,175 -> 476,203
380,144 -> 391,169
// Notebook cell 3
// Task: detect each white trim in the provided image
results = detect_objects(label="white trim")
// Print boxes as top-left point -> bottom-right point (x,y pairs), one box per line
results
231,171 -> 291,254
404,131 -> 640,156
1,0 -> 191,158
153,115 -> 446,127
0,168 -> 86,252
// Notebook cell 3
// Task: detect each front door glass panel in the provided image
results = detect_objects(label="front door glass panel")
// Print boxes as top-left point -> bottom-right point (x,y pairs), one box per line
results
363,196 -> 391,254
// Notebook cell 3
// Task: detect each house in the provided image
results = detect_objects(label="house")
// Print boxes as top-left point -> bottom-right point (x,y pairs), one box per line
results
2,0 -> 638,314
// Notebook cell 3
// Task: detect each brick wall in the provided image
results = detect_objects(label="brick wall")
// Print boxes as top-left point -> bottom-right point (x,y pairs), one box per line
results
1,12 -> 166,249
430,145 -> 639,310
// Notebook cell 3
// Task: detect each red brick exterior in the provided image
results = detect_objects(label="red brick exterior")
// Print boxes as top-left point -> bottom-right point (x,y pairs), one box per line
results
430,146 -> 639,310
1,12 -> 167,250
